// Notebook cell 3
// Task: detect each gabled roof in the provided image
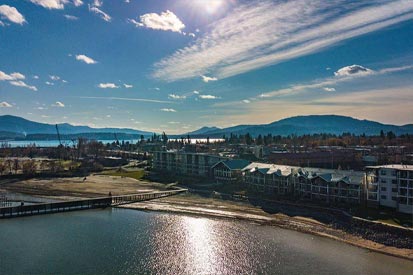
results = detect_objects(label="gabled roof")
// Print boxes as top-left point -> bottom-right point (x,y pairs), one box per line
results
212,159 -> 250,170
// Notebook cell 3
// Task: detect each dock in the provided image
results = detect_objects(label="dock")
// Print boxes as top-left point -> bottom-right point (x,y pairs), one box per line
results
0,189 -> 186,219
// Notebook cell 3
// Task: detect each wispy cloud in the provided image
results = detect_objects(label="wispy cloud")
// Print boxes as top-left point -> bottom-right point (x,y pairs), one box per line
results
98,83 -> 119,89
201,75 -> 217,83
52,101 -> 65,107
78,96 -> 172,104
0,101 -> 12,108
0,71 -> 25,81
123,84 -> 133,88
75,54 -> 97,64
0,5 -> 26,25
199,94 -> 219,100
64,14 -> 78,20
88,3 -> 111,22
128,10 -> 185,33
10,80 -> 38,91
153,0 -> 413,81
160,108 -> 177,112
168,94 -> 186,100
323,87 -> 336,92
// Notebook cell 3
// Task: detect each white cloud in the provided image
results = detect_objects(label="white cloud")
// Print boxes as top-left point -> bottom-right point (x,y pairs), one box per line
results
0,101 -> 12,108
9,80 -> 38,91
160,108 -> 177,112
188,33 -> 195,37
334,65 -> 373,77
128,10 -> 185,33
199,95 -> 219,99
49,75 -> 60,81
323,87 -> 336,92
75,54 -> 97,64
0,71 -> 25,81
0,5 -> 26,25
29,0 -> 67,10
64,14 -> 78,20
153,0 -> 413,81
52,101 -> 65,107
45,81 -> 54,85
193,90 -> 199,94
33,75 -> 39,79
72,0 -> 83,7
123,84 -> 133,88
88,5 -> 111,22
201,75 -> 218,83
98,83 -> 119,89
93,0 -> 102,7
168,94 -> 186,100
242,99 -> 251,103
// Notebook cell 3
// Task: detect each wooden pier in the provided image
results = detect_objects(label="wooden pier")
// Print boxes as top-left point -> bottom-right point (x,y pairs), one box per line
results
0,189 -> 186,219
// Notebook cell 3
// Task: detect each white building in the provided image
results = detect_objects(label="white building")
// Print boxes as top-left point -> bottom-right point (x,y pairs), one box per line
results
366,165 -> 413,214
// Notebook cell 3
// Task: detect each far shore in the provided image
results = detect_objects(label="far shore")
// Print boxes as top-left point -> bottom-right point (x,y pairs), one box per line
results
1,174 -> 412,261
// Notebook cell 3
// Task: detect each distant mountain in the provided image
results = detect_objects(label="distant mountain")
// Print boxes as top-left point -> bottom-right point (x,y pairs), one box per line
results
189,115 -> 413,137
186,126 -> 221,136
0,115 -> 152,137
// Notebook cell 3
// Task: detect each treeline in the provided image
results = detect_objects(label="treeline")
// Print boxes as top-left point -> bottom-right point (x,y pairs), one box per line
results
217,131 -> 412,148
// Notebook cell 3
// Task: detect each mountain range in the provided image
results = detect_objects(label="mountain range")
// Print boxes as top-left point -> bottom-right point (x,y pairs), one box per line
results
0,114 -> 412,141
185,115 -> 413,137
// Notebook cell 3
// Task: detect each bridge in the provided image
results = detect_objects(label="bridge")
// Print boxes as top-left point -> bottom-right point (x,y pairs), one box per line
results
0,189 -> 186,219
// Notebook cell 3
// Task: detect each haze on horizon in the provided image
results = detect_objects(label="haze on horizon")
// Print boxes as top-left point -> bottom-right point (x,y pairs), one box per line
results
0,0 -> 412,134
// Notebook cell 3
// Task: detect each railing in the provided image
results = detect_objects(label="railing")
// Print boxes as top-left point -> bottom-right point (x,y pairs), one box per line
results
0,189 -> 187,219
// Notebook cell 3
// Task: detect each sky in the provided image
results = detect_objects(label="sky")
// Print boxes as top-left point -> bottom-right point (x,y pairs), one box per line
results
0,0 -> 412,134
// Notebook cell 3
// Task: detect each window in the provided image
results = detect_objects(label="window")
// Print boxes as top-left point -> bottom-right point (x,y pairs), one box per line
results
380,170 -> 386,175
381,179 -> 386,183
391,170 -> 397,176
380,195 -> 387,200
391,188 -> 398,193
380,187 -> 386,191
391,196 -> 397,201
392,180 -> 397,185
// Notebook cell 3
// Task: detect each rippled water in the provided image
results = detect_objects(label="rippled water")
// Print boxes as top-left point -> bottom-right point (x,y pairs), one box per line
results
0,208 -> 412,275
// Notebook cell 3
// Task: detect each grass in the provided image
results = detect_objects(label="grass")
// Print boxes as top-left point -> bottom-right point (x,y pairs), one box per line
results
103,170 -> 145,180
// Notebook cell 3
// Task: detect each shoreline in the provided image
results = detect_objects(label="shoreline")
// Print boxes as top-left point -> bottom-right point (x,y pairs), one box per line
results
117,195 -> 413,261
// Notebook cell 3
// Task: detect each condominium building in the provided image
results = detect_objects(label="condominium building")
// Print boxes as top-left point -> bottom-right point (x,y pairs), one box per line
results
243,163 -> 296,195
211,159 -> 250,183
243,163 -> 363,204
366,165 -> 413,214
294,168 -> 364,205
152,150 -> 225,177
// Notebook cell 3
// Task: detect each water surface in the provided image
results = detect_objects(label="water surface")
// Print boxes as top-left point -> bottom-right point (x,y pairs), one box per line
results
0,208 -> 411,275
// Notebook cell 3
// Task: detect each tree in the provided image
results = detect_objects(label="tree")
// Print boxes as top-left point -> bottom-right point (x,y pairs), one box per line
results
0,161 -> 6,176
13,159 -> 19,174
22,160 -> 36,175
162,132 -> 168,145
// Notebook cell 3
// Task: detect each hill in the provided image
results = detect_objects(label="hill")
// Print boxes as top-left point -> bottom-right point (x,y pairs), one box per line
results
0,115 -> 152,137
191,115 -> 413,137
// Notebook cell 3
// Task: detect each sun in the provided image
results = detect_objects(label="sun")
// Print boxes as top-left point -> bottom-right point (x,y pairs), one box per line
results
193,0 -> 228,15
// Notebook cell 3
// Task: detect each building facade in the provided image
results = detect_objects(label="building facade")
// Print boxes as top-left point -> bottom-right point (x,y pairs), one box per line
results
152,150 -> 225,178
366,165 -> 413,214
211,159 -> 250,183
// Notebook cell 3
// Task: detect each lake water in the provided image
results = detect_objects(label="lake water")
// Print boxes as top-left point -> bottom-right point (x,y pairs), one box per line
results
0,209 -> 412,275
3,138 -> 224,148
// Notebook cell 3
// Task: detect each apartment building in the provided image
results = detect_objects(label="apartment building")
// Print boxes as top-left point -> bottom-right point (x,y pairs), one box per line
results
295,168 -> 364,205
243,163 -> 363,204
152,150 -> 225,177
243,163 -> 296,195
211,159 -> 250,183
366,165 -> 413,214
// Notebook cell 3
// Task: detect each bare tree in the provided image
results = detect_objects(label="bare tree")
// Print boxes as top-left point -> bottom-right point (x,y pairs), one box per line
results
13,159 -> 20,174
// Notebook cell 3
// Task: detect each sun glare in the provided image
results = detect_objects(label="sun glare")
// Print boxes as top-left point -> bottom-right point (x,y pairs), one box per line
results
194,0 -> 227,14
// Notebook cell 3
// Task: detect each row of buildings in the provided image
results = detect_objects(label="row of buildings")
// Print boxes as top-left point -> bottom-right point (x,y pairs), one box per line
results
152,150 -> 413,214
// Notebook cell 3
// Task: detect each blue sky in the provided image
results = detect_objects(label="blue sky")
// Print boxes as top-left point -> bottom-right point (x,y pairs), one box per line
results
0,0 -> 412,134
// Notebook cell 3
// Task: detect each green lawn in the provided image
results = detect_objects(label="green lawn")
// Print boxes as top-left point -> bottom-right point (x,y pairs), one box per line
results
103,170 -> 145,180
